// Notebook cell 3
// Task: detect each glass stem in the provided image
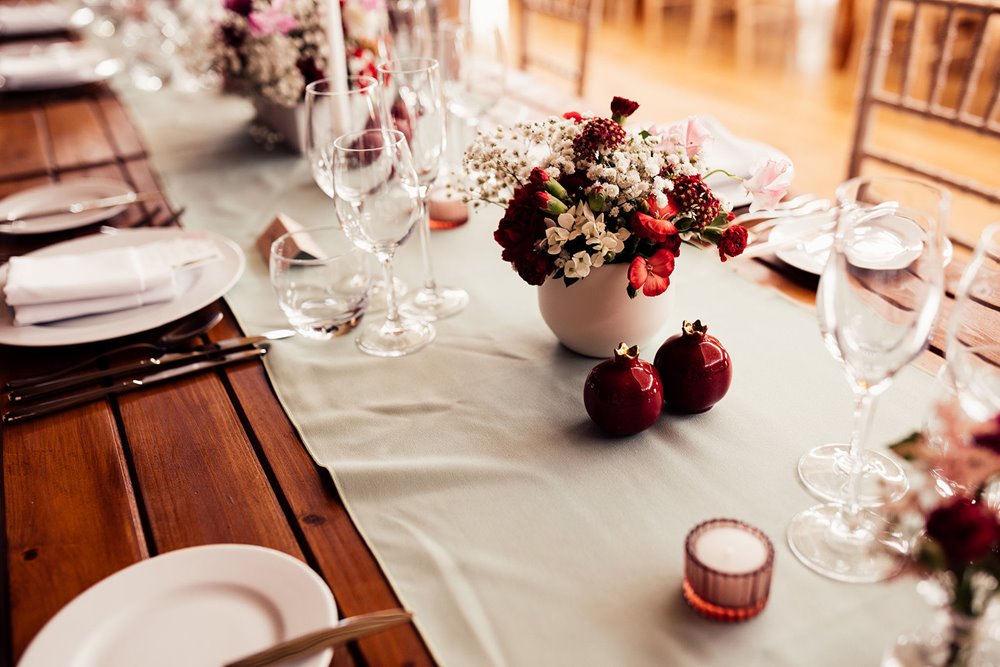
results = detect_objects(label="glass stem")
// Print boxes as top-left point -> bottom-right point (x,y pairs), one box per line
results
845,389 -> 878,519
417,192 -> 438,294
379,251 -> 403,332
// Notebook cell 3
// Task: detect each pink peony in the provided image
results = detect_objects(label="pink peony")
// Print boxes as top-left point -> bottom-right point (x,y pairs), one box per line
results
743,158 -> 793,213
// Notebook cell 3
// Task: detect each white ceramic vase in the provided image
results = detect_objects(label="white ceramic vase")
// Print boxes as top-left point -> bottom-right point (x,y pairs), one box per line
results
252,98 -> 307,154
537,263 -> 676,358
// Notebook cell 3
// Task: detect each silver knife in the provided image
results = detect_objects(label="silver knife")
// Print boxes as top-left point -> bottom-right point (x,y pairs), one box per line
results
2,191 -> 160,225
8,330 -> 294,404
2,346 -> 269,424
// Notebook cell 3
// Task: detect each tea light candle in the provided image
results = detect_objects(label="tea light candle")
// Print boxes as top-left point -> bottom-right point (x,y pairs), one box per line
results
683,518 -> 774,622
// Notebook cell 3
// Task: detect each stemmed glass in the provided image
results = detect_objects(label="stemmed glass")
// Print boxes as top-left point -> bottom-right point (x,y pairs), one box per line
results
306,76 -> 406,301
331,128 -> 434,357
377,57 -> 469,321
788,176 -> 948,583
946,223 -> 1000,423
437,22 -> 506,129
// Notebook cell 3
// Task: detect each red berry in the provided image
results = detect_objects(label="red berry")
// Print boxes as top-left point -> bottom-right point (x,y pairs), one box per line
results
584,343 -> 663,436
653,320 -> 732,413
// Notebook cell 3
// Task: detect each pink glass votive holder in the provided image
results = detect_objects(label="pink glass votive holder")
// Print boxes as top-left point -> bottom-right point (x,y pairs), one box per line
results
683,518 -> 775,622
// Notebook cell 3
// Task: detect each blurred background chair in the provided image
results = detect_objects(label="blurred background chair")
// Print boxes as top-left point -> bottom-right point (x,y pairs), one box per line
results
847,0 -> 1000,205
516,0 -> 604,95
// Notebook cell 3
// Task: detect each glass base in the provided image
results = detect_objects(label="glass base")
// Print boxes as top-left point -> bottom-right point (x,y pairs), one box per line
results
400,286 -> 469,321
797,443 -> 909,507
355,317 -> 435,358
787,503 -> 907,583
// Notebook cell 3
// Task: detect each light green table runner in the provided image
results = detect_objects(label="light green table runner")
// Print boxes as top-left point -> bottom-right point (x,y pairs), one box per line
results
126,87 -> 936,666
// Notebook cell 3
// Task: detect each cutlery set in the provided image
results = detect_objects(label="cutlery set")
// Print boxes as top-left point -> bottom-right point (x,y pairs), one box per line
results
2,328 -> 293,424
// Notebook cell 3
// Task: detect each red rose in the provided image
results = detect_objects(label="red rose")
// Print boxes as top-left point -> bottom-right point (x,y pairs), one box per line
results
610,96 -> 639,120
628,249 -> 676,297
632,211 -> 678,244
926,497 -> 1000,569
718,225 -> 748,262
494,184 -> 556,286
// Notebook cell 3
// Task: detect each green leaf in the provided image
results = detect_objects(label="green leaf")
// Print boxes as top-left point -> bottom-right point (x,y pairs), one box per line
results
627,285 -> 638,299
639,130 -> 651,139
888,431 -> 924,462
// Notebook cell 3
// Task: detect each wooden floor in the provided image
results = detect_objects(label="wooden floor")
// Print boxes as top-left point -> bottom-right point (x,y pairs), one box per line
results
509,1 -> 1000,247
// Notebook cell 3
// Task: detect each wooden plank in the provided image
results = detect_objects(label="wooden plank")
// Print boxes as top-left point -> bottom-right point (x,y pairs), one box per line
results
0,108 -> 49,181
42,99 -> 115,170
115,370 -> 303,555
3,403 -> 148,661
95,94 -> 146,159
209,317 -> 436,666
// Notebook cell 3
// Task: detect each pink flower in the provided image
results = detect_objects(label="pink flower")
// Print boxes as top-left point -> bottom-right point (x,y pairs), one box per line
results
651,117 -> 713,160
248,0 -> 297,36
743,158 -> 793,213
628,249 -> 676,297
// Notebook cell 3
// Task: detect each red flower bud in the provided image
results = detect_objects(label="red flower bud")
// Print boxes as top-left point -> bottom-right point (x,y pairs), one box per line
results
534,191 -> 569,216
563,111 -> 584,123
717,224 -> 748,262
529,167 -> 550,187
610,97 -> 639,122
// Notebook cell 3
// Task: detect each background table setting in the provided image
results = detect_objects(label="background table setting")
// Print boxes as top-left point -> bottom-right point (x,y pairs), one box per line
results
1,2 -> 998,667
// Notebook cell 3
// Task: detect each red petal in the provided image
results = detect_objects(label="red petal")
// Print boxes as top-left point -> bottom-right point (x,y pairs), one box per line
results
642,272 -> 670,297
628,256 -> 648,290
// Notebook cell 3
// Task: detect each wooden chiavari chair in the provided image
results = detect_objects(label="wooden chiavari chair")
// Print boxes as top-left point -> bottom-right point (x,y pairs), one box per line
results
517,0 -> 604,96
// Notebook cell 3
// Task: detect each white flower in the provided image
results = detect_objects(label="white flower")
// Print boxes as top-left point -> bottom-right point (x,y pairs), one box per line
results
588,227 -> 631,257
545,210 -> 582,254
563,251 -> 593,279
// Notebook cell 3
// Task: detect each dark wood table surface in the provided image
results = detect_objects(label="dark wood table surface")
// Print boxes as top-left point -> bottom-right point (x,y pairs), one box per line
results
0,75 -> 988,667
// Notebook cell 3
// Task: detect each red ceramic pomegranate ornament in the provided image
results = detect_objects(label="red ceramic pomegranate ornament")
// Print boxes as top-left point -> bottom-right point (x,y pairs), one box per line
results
654,320 -> 732,413
584,343 -> 664,436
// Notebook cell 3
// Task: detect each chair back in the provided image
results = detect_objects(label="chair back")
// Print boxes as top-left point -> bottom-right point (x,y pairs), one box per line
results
848,0 -> 1000,204
518,0 -> 604,96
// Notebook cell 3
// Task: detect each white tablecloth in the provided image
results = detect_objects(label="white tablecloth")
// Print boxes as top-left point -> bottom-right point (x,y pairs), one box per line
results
125,87 -> 937,666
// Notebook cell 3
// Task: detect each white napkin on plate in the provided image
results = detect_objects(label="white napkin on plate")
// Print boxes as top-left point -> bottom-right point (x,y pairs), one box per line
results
0,43 -> 109,89
0,4 -> 74,36
3,238 -> 222,325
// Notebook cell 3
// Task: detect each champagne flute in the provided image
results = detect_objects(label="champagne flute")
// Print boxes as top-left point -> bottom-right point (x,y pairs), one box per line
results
377,57 -> 469,321
788,176 -> 948,583
332,128 -> 435,357
947,223 -> 1000,423
306,76 -> 405,301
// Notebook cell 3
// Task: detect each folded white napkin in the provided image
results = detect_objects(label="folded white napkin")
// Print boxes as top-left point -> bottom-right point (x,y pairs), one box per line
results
3,238 -> 222,325
0,4 -> 74,36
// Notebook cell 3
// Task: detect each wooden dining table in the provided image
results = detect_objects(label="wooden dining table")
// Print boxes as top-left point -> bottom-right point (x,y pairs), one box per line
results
0,70 -> 985,667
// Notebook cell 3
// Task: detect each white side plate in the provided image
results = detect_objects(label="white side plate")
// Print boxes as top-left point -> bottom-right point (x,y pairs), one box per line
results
19,544 -> 338,667
0,178 -> 136,234
0,41 -> 119,91
0,228 -> 246,346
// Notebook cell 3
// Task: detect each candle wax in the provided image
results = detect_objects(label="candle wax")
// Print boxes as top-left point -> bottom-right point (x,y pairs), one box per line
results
693,525 -> 768,574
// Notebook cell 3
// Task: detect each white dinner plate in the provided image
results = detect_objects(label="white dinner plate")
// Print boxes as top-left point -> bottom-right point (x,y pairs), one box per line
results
0,41 -> 119,92
0,178 -> 136,234
19,544 -> 338,667
698,115 -> 794,208
0,228 -> 246,346
769,213 -> 954,275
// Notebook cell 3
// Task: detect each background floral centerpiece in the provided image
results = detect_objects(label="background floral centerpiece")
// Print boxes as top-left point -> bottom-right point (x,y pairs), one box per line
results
211,0 -> 332,108
885,403 -> 1000,667
464,96 -> 791,299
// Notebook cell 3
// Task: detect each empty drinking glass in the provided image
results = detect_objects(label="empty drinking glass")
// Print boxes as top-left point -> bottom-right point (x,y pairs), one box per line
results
270,225 -> 372,340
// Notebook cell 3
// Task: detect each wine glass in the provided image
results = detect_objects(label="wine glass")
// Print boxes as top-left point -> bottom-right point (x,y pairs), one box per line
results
788,176 -> 948,583
386,0 -> 433,60
437,21 -> 505,128
377,57 -> 469,321
947,223 -> 1000,423
306,76 -> 406,302
305,76 -> 383,199
332,128 -> 434,357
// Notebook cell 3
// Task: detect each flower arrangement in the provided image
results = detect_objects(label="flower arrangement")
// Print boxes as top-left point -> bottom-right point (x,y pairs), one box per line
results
211,0 -> 331,107
890,404 -> 1000,618
342,0 -> 386,81
463,97 -> 792,297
